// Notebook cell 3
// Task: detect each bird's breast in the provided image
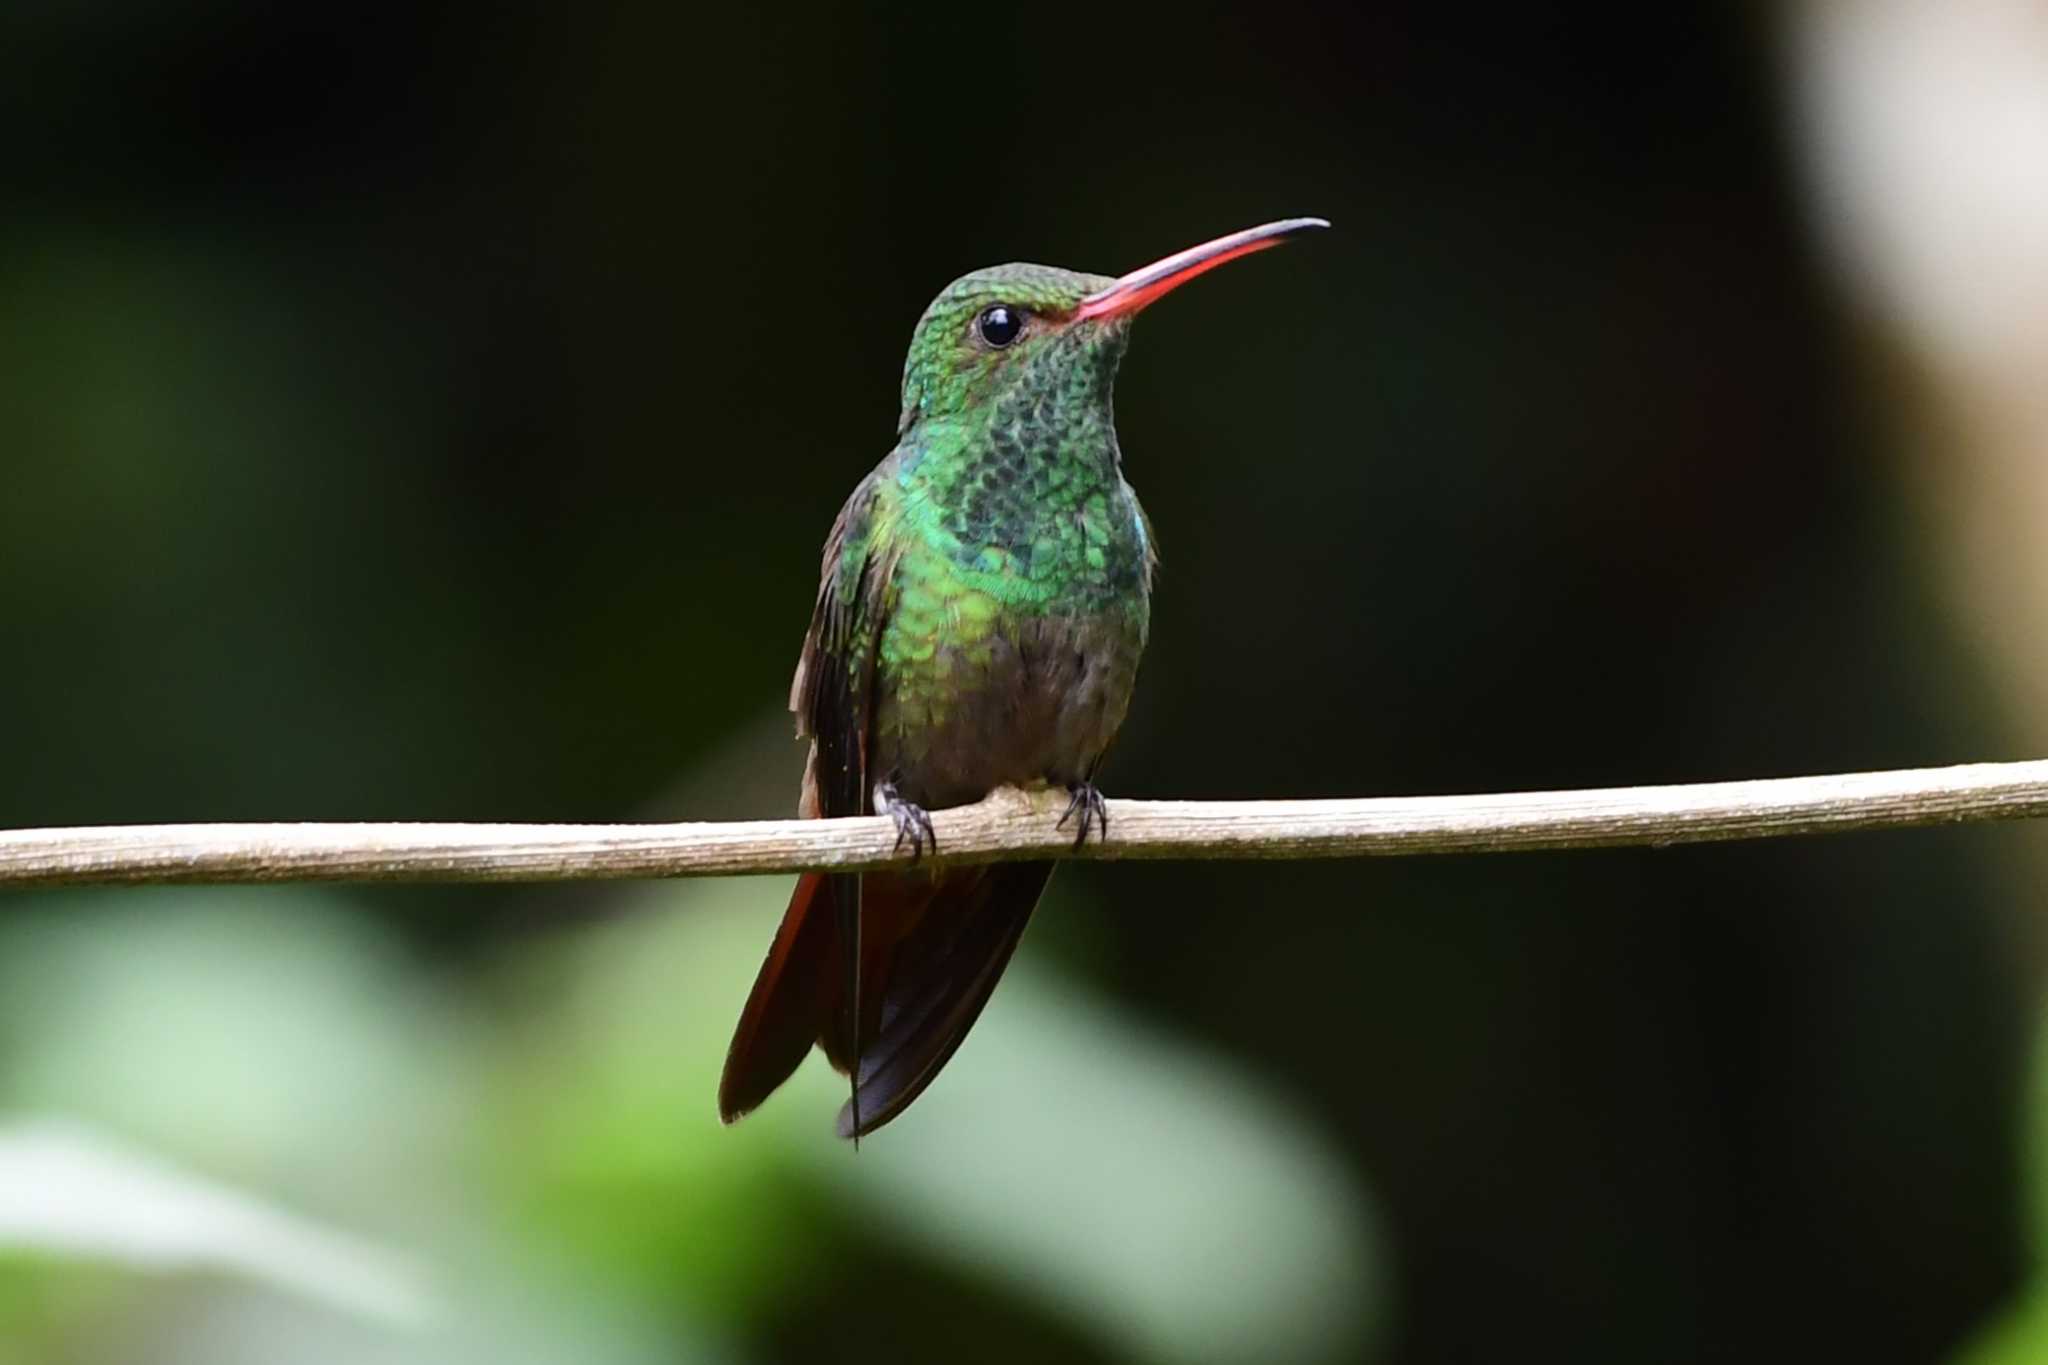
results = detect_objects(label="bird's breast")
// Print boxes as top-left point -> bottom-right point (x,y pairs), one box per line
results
873,549 -> 1149,808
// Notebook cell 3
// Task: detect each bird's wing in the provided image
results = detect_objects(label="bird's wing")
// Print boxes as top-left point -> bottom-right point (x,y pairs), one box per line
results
721,474 -> 901,1131
724,471 -> 1056,1137
790,472 -> 898,820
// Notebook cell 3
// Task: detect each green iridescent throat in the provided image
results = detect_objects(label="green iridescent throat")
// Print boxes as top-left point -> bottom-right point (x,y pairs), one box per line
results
889,264 -> 1148,615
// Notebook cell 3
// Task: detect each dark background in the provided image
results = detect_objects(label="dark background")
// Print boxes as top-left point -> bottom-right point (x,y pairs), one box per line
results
2,4 -> 2036,1362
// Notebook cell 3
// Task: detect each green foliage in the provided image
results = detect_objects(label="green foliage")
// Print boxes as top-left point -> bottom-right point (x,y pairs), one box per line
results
0,879 -> 1379,1363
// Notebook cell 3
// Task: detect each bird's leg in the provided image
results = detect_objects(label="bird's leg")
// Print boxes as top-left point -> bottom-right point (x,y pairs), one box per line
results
875,780 -> 936,862
1057,781 -> 1109,850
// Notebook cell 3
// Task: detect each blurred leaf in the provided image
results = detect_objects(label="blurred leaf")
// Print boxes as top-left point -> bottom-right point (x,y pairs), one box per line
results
480,874 -> 839,1316
493,871 -> 1382,1364
0,890 -> 462,1197
805,957 -> 1382,1365
1958,999 -> 2048,1365
1960,1294 -> 2048,1365
0,1119 -> 430,1326
0,889 -> 729,1364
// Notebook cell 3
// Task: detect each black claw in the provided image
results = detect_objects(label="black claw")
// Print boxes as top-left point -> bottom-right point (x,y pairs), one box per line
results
879,784 -> 937,863
1057,782 -> 1109,850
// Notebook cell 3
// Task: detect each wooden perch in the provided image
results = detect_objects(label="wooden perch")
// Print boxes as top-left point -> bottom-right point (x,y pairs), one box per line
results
2,760 -> 2045,890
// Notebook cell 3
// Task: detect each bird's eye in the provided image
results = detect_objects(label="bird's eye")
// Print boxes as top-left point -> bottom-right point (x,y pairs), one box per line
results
977,304 -> 1024,347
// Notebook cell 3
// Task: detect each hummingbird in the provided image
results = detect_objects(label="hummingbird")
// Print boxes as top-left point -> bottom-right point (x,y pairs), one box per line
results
718,217 -> 1328,1139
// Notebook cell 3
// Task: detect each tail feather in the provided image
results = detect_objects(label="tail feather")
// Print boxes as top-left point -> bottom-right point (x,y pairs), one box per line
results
720,862 -> 1053,1137
814,871 -> 940,1073
718,872 -> 836,1123
836,861 -> 1053,1139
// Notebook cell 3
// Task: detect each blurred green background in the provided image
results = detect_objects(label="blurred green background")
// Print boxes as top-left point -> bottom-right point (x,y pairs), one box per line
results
7,2 -> 2048,1361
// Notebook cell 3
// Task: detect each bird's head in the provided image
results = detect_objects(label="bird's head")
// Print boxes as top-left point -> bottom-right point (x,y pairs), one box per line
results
897,218 -> 1328,437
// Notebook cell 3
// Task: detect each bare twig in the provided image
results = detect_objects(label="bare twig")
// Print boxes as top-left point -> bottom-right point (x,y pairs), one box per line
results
1,760 -> 2045,890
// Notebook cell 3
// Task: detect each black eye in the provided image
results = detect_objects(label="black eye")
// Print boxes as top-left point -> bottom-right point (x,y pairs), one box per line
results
977,304 -> 1024,347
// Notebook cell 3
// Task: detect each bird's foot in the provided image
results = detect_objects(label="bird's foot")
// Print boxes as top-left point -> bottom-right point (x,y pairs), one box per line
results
1057,781 -> 1109,850
877,782 -> 937,862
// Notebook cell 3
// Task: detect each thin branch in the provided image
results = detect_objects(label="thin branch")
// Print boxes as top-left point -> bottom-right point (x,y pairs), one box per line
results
2,760 -> 2046,890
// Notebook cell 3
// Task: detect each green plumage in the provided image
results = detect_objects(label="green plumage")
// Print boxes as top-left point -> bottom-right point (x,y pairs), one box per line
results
814,264 -> 1155,811
720,219 -> 1325,1137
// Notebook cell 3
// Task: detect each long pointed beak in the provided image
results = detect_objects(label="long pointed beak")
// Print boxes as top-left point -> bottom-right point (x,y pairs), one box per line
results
1072,217 -> 1329,321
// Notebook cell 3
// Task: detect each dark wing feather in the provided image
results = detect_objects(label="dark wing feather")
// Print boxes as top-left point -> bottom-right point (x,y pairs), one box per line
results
717,870 -> 835,1122
835,861 -> 1054,1139
720,476 -> 896,1125
791,474 -> 894,820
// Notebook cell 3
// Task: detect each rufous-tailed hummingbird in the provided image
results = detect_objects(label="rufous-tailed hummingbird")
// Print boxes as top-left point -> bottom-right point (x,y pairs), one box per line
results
719,218 -> 1328,1138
